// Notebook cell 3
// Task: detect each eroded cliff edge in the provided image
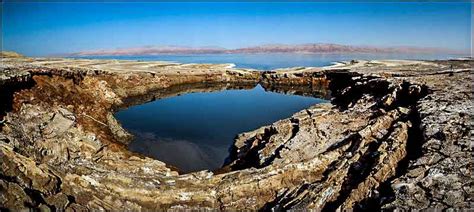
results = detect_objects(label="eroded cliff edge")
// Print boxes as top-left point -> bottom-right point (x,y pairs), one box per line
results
0,57 -> 472,210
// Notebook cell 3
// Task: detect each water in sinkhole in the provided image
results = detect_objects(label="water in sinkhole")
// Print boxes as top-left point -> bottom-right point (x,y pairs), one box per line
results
115,84 -> 328,173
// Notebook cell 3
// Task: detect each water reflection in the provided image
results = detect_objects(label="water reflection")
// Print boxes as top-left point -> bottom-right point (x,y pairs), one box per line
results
129,131 -> 224,172
116,83 -> 329,173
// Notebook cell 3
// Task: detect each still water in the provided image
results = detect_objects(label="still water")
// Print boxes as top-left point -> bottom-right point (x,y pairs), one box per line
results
77,52 -> 465,70
115,84 -> 327,173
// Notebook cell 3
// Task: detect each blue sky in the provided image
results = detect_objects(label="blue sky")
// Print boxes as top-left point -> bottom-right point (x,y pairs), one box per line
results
2,2 -> 472,56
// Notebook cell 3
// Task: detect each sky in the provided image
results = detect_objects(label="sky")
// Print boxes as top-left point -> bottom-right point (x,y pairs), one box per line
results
2,2 -> 472,56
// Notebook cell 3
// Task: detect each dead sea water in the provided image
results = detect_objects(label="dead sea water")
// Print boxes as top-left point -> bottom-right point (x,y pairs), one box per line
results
115,84 -> 327,173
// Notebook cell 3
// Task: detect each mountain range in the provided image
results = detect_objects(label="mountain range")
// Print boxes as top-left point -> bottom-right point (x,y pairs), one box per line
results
70,43 -> 459,56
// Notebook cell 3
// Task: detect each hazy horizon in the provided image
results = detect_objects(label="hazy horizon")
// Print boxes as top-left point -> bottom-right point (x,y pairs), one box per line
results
2,2 -> 472,56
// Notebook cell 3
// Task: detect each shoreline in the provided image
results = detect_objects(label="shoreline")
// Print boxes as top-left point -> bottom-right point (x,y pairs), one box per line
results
40,52 -> 472,71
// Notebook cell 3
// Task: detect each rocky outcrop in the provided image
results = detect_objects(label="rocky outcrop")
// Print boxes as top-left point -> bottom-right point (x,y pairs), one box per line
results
224,70 -> 430,210
0,57 -> 472,210
0,51 -> 24,58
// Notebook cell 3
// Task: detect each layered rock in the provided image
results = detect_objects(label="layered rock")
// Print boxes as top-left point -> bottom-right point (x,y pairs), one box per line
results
0,57 -> 472,210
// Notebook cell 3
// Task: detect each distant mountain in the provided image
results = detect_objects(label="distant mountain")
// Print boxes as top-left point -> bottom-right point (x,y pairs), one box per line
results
72,46 -> 226,56
232,44 -> 386,53
70,43 -> 458,56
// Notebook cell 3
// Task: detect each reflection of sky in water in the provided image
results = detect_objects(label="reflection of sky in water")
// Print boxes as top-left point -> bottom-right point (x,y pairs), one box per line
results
81,52 -> 466,70
116,85 -> 327,173
128,131 -> 224,172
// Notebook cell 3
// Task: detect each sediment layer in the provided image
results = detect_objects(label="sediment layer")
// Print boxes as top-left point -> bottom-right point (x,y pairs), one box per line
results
0,57 -> 472,210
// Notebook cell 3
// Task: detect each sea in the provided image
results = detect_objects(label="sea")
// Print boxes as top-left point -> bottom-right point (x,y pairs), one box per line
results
74,52 -> 466,70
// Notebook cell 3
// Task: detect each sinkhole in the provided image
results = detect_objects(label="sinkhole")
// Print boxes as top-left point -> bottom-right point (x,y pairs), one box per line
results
115,83 -> 329,173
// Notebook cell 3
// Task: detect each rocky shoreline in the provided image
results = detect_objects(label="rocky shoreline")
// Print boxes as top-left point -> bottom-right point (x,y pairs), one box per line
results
0,56 -> 472,210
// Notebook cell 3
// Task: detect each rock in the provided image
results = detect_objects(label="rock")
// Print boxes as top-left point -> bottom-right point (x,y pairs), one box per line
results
42,108 -> 75,139
106,112 -> 133,145
0,57 -> 472,210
